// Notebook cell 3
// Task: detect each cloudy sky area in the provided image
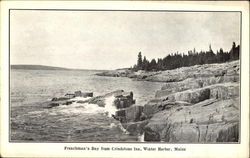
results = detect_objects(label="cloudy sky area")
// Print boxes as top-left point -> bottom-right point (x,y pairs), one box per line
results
10,10 -> 240,70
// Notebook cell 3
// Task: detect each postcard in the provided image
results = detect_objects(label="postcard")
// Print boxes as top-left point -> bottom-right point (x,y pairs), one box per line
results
0,1 -> 249,158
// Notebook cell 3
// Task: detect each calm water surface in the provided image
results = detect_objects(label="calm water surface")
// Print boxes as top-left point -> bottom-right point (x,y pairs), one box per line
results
10,69 -> 163,142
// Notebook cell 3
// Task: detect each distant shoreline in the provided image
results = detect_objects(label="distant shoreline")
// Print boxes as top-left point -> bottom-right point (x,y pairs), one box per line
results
10,65 -> 106,71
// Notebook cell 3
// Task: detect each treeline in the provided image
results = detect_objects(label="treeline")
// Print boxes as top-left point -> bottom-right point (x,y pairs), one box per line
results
133,42 -> 240,71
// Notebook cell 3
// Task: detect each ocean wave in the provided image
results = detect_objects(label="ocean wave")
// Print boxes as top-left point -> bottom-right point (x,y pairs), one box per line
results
51,102 -> 105,115
104,96 -> 117,117
69,96 -> 91,101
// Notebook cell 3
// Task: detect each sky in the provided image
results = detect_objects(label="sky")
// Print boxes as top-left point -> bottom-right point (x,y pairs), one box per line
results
10,10 -> 240,70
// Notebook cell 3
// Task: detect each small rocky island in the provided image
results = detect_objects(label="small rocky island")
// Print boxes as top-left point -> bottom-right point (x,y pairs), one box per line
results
44,60 -> 239,143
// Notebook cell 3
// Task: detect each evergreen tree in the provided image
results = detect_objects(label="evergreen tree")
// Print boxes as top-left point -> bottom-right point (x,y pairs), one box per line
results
149,59 -> 157,71
229,42 -> 240,60
137,52 -> 143,70
142,56 -> 149,71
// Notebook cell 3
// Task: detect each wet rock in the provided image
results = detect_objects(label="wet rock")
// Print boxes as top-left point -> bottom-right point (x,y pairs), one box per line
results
88,97 -> 106,107
50,97 -> 69,101
74,91 -> 93,97
47,102 -> 60,108
113,110 -> 126,122
82,92 -> 93,97
76,100 -> 89,104
115,109 -> 126,117
114,92 -> 134,109
45,100 -> 75,108
74,91 -> 82,97
114,106 -> 144,123
51,97 -> 57,101
65,93 -> 75,99
65,101 -> 74,105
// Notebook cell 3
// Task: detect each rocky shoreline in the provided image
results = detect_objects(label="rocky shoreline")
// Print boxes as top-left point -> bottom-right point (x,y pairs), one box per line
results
44,60 -> 240,142
96,60 -> 239,83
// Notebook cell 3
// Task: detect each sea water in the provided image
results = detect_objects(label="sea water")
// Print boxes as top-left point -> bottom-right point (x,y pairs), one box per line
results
10,69 -> 163,142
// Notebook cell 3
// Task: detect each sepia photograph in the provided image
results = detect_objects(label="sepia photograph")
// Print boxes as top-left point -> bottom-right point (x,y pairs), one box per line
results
1,1 -> 249,158
9,9 -> 241,143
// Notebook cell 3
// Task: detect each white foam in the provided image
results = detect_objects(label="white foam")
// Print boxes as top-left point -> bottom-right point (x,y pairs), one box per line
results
49,95 -> 119,117
70,96 -> 91,101
104,96 -> 117,117
48,95 -> 120,120
82,103 -> 105,114
138,133 -> 145,142
52,102 -> 105,115
48,95 -> 133,136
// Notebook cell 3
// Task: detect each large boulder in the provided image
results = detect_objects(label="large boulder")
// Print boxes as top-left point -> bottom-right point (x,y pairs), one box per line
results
114,106 -> 144,123
113,92 -> 135,109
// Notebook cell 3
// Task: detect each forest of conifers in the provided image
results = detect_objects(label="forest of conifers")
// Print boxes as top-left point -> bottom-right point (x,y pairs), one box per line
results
133,42 -> 240,71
